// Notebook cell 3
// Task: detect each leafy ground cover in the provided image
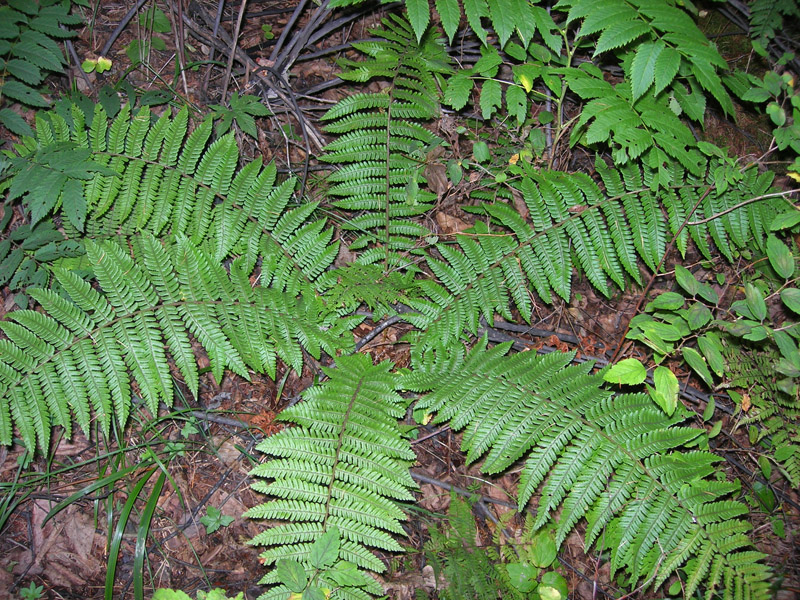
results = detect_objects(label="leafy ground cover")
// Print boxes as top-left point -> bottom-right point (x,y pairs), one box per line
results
0,0 -> 799,599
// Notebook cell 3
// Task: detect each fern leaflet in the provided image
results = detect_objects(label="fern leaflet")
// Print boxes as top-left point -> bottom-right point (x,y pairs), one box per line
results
7,102 -> 336,295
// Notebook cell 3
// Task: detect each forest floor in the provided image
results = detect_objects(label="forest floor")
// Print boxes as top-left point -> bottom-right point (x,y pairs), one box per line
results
0,0 -> 799,599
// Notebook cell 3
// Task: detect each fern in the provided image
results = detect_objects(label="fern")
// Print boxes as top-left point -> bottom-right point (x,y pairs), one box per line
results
0,234 -> 355,452
721,341 -> 800,488
403,158 -> 779,350
403,338 -> 772,599
5,102 -> 336,295
748,0 -> 800,45
0,0 -> 82,135
424,493 -> 527,600
320,15 -> 450,268
245,354 -> 416,600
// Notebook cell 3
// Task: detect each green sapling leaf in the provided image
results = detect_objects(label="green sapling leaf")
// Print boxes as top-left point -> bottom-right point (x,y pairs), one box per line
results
603,358 -> 647,385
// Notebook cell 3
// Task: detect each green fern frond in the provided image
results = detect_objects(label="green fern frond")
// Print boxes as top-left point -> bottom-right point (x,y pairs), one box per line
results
405,159 -> 780,350
320,15 -> 450,269
7,102 -> 335,295
0,234 -> 354,452
246,354 -> 416,599
404,338 -> 772,599
0,0 -> 81,129
748,0 -> 799,45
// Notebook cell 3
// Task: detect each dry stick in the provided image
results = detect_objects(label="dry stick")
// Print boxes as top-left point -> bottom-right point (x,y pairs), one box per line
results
63,38 -> 93,91
609,184 -> 714,363
166,0 -> 189,96
182,5 -> 326,150
220,0 -> 248,100
100,0 -> 149,58
268,0 -> 310,65
200,0 -> 225,97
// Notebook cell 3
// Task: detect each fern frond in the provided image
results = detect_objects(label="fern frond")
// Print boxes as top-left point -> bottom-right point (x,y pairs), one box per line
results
320,15 -> 450,269
0,235 -> 354,452
405,159 -> 781,350
748,0 -> 800,44
404,338 -> 772,599
8,103 -> 335,296
246,354 -> 416,599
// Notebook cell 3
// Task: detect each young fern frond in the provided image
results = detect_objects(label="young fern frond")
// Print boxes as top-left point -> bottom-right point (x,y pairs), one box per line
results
0,234 -> 355,453
404,338 -> 772,600
245,354 -> 416,600
320,15 -> 450,269
405,159 -> 780,350
8,103 -> 336,295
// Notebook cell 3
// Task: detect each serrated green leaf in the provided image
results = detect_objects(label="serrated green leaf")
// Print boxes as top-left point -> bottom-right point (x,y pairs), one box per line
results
685,301 -> 712,330
327,561 -> 365,587
646,291 -> 684,311
61,179 -> 86,233
487,0 -> 514,47
770,210 -> 800,230
405,0 -> 430,42
309,526 -> 340,569
2,79 -> 49,107
435,0 -> 460,43
594,20 -> 649,55
506,84 -> 527,125
277,559 -> 308,593
744,283 -> 767,321
630,42 -> 663,102
480,79 -> 502,120
674,264 -> 700,296
6,58 -> 43,85
463,0 -> 488,43
444,71 -> 473,111
781,287 -> 800,314
0,107 -> 33,137
652,365 -> 679,416
653,46 -> 681,96
603,358 -> 647,385
697,334 -> 724,377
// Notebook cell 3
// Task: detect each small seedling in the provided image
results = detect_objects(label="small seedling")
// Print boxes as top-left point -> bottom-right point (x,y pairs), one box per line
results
200,505 -> 234,534
81,56 -> 112,74
19,581 -> 44,600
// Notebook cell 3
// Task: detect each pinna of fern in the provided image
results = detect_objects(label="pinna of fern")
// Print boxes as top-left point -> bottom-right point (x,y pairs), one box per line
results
0,234 -> 356,453
245,353 -> 416,600
320,15 -> 450,268
6,101 -> 337,296
403,337 -> 772,599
